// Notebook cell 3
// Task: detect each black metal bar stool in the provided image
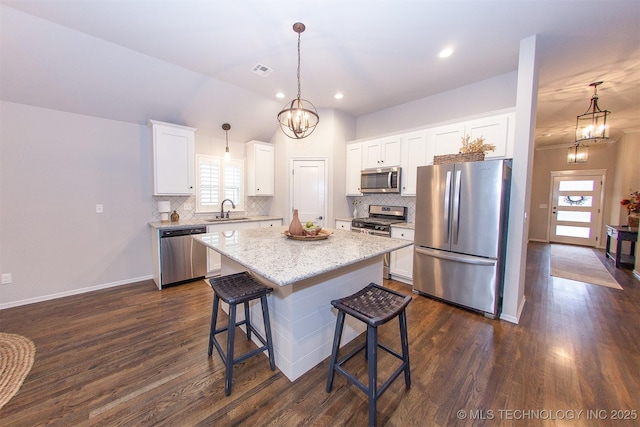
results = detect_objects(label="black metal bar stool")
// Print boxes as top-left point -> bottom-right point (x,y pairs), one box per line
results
326,283 -> 412,427
208,271 -> 275,396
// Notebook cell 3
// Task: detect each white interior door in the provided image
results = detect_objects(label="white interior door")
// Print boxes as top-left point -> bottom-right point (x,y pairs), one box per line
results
549,172 -> 604,246
291,159 -> 327,227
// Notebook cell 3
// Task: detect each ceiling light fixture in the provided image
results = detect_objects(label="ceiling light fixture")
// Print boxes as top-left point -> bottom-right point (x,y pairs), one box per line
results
439,47 -> 454,58
567,142 -> 588,164
575,81 -> 610,143
277,22 -> 319,139
222,123 -> 231,161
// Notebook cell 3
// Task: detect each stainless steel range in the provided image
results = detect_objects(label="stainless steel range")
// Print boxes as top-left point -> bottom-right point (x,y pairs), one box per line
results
351,205 -> 407,278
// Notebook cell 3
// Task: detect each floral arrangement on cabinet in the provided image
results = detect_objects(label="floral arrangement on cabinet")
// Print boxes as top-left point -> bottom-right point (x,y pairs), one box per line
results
459,135 -> 496,154
620,191 -> 640,214
621,190 -> 640,228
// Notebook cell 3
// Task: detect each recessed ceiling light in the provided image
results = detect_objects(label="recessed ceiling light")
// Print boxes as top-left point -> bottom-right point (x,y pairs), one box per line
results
276,92 -> 285,99
334,93 -> 344,99
438,47 -> 454,58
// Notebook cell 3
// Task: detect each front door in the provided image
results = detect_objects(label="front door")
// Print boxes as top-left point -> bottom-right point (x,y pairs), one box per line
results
291,159 -> 327,227
549,171 -> 605,246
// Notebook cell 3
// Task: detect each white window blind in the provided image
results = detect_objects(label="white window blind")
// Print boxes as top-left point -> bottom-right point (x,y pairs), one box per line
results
196,155 -> 244,213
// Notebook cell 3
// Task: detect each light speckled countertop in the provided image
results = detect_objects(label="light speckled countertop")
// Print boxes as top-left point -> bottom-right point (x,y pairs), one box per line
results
193,226 -> 412,287
148,215 -> 283,230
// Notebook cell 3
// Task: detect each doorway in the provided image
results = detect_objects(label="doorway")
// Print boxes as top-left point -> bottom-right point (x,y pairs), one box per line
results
290,159 -> 328,227
548,170 -> 606,247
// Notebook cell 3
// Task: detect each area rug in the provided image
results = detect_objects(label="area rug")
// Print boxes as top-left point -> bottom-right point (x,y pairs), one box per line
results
0,332 -> 35,410
550,244 -> 623,290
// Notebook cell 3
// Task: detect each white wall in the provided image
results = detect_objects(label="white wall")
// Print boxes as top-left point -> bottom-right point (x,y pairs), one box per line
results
356,71 -> 518,138
0,101 -> 154,308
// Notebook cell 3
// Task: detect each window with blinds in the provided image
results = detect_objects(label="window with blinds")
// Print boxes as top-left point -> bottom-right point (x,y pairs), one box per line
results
196,155 -> 244,213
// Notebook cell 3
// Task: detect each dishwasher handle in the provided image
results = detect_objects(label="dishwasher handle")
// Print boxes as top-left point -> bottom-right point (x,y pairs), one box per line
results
160,227 -> 207,238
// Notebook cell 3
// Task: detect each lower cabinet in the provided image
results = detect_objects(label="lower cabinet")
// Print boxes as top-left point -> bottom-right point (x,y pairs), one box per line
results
389,227 -> 414,285
335,220 -> 352,231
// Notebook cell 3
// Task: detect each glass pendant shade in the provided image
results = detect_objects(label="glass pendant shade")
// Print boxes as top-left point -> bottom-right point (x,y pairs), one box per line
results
277,22 -> 319,139
567,143 -> 588,164
222,123 -> 231,161
575,82 -> 610,143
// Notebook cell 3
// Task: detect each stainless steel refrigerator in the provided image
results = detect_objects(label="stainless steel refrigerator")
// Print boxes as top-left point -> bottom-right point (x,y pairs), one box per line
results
413,159 -> 511,318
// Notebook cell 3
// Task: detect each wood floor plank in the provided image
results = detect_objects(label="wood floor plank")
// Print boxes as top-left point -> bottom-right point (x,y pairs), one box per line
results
1,243 -> 639,426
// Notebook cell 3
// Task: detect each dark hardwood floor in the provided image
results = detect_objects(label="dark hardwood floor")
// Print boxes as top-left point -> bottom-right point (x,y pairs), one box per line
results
1,243 -> 638,426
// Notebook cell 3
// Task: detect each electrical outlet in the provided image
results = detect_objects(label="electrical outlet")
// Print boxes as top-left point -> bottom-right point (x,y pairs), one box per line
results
96,204 -> 104,213
183,203 -> 193,211
1,273 -> 12,285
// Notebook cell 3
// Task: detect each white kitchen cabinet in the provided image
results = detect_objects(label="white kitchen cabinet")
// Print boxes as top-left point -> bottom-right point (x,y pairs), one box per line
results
345,143 -> 363,196
431,122 -> 466,158
466,112 -> 514,159
258,219 -> 283,228
400,130 -> 431,196
246,141 -> 274,196
206,221 -> 260,275
149,120 -> 197,196
361,135 -> 402,169
429,112 -> 515,160
335,220 -> 351,231
389,227 -> 414,285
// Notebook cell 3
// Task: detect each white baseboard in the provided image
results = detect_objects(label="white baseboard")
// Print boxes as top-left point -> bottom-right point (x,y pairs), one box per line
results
0,275 -> 153,310
500,295 -> 526,324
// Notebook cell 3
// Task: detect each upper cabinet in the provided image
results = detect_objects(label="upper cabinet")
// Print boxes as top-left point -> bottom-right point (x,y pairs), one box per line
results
346,143 -> 363,196
430,112 -> 515,160
400,130 -> 430,196
362,135 -> 402,169
149,120 -> 197,196
246,141 -> 274,196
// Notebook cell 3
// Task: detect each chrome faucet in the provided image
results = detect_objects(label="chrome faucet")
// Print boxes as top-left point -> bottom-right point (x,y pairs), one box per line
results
220,199 -> 235,218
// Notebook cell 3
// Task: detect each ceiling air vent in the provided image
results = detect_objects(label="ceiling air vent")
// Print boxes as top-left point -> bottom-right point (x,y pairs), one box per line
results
251,63 -> 274,77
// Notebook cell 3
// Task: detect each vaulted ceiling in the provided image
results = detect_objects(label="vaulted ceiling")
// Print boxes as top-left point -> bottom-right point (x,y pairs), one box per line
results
1,0 -> 639,146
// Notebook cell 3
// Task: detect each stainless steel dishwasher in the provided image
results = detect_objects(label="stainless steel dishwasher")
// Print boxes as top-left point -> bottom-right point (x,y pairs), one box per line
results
160,226 -> 208,287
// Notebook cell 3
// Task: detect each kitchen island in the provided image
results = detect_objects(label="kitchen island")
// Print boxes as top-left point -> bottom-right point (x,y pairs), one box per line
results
193,226 -> 412,381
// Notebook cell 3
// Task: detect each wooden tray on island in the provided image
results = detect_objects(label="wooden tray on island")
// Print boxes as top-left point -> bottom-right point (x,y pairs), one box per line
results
283,229 -> 332,241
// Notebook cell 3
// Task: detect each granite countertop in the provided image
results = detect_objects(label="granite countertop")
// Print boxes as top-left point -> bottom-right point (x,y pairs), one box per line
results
148,215 -> 283,230
193,226 -> 412,287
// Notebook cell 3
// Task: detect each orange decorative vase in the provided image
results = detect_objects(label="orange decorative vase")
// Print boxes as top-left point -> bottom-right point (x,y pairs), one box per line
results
289,209 -> 304,236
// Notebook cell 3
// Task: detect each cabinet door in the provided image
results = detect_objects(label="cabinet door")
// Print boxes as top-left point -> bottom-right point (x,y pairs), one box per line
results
247,141 -> 274,196
345,143 -> 363,195
431,123 -> 465,156
466,114 -> 511,158
361,139 -> 382,169
259,219 -> 282,228
335,220 -> 352,230
150,120 -> 196,195
390,228 -> 415,283
400,130 -> 430,196
380,135 -> 402,167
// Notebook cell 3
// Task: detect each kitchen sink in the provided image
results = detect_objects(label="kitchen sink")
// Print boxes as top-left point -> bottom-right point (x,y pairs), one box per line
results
205,217 -> 250,222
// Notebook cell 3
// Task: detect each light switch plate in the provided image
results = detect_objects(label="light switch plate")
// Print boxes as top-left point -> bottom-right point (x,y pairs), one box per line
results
96,204 -> 104,213
1,273 -> 12,285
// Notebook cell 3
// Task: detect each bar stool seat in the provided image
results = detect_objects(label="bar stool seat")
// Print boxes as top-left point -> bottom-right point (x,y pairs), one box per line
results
208,271 -> 275,396
326,283 -> 412,427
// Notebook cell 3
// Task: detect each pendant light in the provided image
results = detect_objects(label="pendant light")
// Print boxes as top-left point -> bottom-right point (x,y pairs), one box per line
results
222,123 -> 231,161
567,143 -> 588,164
277,22 -> 319,139
575,81 -> 610,143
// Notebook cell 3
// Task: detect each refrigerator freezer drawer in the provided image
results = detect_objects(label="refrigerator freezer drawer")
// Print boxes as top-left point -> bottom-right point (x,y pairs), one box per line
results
413,246 -> 500,316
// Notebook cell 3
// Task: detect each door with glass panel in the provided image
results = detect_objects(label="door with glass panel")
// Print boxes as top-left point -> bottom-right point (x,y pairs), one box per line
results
549,174 -> 604,246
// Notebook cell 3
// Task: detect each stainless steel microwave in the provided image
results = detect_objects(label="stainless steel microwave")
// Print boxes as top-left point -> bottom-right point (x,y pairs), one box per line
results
360,167 -> 401,193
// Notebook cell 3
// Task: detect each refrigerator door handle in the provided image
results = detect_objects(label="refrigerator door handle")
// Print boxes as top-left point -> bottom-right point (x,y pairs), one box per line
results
444,170 -> 452,243
415,246 -> 496,266
452,169 -> 462,244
